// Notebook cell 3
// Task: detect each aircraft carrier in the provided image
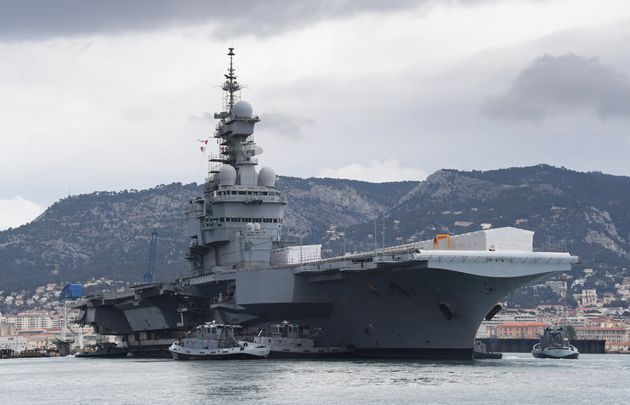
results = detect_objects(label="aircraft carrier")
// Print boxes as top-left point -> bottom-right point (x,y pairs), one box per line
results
78,48 -> 578,359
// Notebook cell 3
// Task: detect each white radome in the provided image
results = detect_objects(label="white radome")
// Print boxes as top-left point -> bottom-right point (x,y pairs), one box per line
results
231,100 -> 253,118
258,167 -> 276,187
218,165 -> 237,186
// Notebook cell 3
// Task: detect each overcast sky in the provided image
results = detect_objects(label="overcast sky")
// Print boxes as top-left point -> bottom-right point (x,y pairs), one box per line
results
2,0 -> 630,229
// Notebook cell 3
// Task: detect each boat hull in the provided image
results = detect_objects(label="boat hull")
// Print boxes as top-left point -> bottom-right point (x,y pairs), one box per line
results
170,351 -> 267,360
473,351 -> 503,360
168,342 -> 269,360
532,347 -> 579,359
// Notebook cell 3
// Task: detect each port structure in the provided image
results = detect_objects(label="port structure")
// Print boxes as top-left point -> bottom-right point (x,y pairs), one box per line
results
143,230 -> 158,283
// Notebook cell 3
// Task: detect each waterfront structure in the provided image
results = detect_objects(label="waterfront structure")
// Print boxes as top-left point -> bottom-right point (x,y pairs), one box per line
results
575,326 -> 628,349
489,322 -> 549,339
476,312 -> 538,338
0,336 -> 27,353
78,48 -> 578,359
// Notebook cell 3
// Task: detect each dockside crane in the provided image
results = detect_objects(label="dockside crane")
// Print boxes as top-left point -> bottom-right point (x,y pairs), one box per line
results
143,230 -> 158,283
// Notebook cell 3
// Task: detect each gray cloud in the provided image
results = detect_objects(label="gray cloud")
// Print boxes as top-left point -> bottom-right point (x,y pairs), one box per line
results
0,0 -> 435,41
259,112 -> 315,139
482,53 -> 630,121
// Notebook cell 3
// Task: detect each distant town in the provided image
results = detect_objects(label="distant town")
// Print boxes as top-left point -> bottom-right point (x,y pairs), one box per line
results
0,278 -> 127,356
481,268 -> 630,352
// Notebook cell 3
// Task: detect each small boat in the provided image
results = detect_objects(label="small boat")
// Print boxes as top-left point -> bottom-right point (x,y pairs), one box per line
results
253,321 -> 353,358
532,327 -> 579,359
76,342 -> 128,358
169,322 -> 269,360
473,340 -> 502,359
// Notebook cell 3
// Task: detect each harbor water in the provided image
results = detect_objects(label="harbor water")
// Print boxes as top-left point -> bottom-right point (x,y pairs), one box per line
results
1,354 -> 629,404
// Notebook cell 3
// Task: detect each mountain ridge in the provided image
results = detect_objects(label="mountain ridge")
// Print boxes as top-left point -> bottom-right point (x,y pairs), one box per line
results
1,164 -> 629,291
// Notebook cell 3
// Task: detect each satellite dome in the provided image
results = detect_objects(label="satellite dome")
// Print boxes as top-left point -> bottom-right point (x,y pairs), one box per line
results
258,166 -> 276,187
218,165 -> 237,186
231,100 -> 253,118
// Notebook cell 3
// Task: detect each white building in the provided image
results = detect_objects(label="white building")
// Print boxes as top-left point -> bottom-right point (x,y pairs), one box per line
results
544,280 -> 567,297
581,289 -> 598,307
0,336 -> 27,353
0,321 -> 16,336
0,310 -> 56,331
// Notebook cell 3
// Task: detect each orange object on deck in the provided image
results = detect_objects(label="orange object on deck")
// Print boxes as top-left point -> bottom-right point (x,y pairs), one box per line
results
433,234 -> 452,249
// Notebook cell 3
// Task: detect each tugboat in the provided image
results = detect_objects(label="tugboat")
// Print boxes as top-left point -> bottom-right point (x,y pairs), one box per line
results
532,327 -> 579,359
169,322 -> 269,360
472,340 -> 502,359
253,321 -> 353,358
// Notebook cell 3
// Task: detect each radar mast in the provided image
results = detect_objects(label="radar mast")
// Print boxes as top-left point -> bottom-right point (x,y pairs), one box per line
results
223,47 -> 240,113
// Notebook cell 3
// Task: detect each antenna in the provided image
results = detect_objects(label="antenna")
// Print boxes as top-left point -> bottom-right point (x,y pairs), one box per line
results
222,47 -> 241,113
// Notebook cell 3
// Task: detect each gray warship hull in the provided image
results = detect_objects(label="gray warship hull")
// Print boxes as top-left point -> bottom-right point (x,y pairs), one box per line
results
80,249 -> 575,359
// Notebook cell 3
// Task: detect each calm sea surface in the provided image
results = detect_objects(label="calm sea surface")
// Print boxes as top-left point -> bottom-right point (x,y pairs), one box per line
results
1,354 -> 629,404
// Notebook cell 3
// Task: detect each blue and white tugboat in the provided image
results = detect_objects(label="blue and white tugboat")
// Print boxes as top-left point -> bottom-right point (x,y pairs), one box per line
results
169,322 -> 269,360
532,327 -> 579,359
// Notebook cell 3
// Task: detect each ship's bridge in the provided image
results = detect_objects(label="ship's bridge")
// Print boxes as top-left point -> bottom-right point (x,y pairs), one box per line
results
213,186 -> 284,202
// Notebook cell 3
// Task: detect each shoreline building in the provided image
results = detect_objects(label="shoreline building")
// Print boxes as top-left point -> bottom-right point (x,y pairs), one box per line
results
488,322 -> 549,339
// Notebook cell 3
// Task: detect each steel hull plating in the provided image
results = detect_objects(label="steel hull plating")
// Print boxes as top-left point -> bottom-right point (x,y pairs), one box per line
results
216,266 -> 543,359
80,250 -> 575,360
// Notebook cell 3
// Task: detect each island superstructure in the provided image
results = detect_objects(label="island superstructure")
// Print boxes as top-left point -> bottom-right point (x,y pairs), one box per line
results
78,48 -> 578,359
186,47 -> 285,274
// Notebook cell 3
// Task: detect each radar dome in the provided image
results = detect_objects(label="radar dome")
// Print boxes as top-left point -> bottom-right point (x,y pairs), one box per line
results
218,165 -> 237,186
258,166 -> 276,187
231,100 -> 253,118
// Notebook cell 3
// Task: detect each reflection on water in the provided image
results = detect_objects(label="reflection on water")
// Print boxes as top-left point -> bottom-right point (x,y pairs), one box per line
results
1,354 -> 629,404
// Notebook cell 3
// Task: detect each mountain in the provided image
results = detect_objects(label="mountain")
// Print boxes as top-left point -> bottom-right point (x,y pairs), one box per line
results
1,165 -> 629,291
